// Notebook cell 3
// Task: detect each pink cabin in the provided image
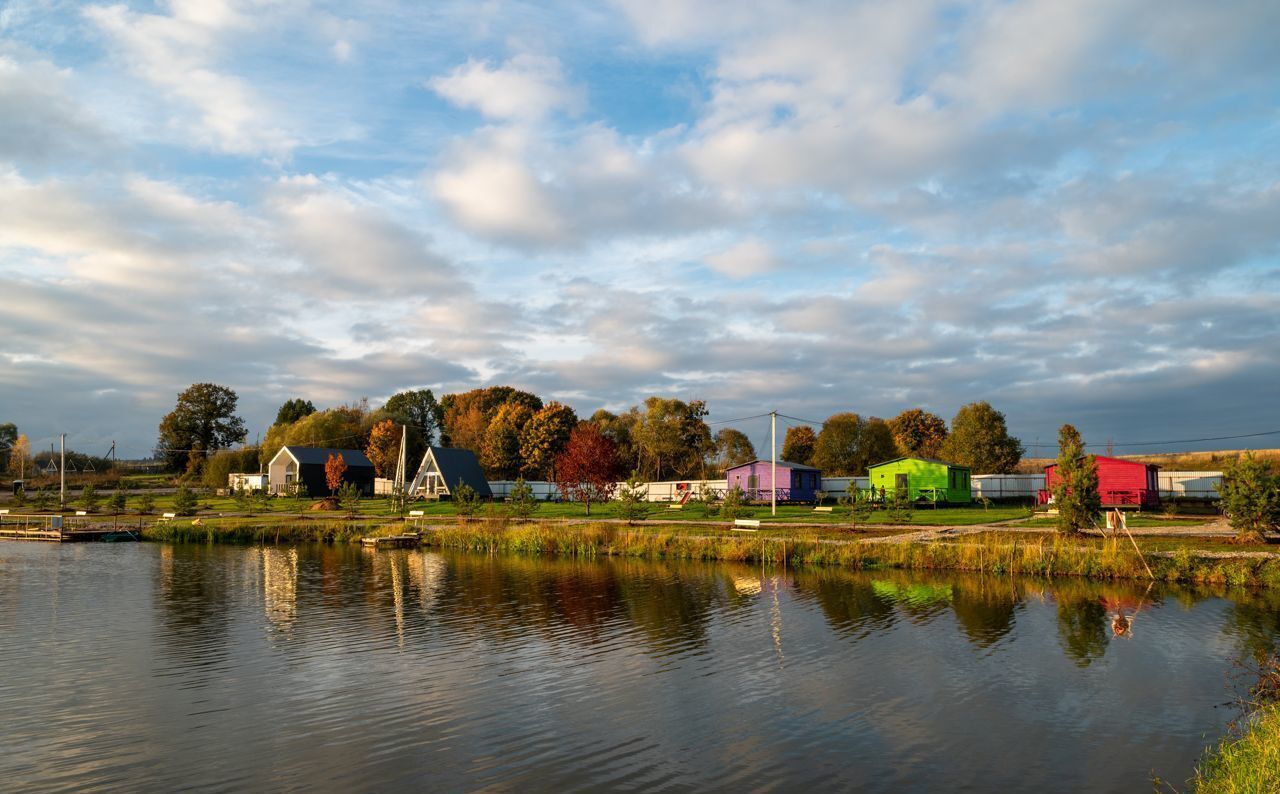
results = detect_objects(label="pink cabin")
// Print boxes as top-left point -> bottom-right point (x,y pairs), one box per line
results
1038,456 -> 1161,509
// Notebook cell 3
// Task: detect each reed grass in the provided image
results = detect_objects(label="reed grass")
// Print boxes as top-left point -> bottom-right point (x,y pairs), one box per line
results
417,524 -> 1280,587
1192,706 -> 1280,793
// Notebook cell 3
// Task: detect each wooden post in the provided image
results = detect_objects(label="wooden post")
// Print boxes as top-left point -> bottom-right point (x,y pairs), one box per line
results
770,411 -> 777,517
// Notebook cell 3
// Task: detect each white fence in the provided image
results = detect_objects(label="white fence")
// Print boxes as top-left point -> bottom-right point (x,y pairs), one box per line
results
1156,471 -> 1222,499
414,470 -> 1225,503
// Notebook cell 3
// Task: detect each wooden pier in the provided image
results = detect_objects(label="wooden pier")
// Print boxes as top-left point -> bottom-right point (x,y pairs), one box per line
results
0,513 -> 139,543
361,533 -> 420,549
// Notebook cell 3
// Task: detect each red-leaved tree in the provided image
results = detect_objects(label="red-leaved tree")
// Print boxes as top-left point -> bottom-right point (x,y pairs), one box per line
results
325,453 -> 347,495
555,424 -> 620,516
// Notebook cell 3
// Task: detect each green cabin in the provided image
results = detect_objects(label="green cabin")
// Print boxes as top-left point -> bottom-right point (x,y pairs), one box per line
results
867,457 -> 972,504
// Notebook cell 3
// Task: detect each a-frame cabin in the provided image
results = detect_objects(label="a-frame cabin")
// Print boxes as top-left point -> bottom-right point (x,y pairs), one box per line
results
408,447 -> 492,500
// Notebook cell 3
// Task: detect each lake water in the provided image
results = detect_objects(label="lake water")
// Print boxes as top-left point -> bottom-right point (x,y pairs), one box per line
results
1,542 -> 1277,792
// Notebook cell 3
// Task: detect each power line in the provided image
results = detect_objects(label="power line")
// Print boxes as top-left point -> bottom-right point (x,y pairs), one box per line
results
1022,428 -> 1280,449
706,412 -> 772,426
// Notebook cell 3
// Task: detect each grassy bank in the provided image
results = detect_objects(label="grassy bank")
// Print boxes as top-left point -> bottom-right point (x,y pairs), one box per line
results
415,523 -> 1280,587
1192,707 -> 1280,792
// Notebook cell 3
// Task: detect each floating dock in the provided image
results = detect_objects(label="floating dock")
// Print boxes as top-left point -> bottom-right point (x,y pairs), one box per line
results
361,534 -> 420,549
0,513 -> 139,542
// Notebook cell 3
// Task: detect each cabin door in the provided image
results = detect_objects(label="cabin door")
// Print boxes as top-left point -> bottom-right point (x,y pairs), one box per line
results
895,473 -> 909,493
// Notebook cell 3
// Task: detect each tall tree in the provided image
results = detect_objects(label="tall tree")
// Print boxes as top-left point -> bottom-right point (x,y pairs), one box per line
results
480,402 -> 534,479
274,398 -> 316,426
589,409 -> 639,473
813,413 -> 899,476
555,424 -> 620,516
781,425 -> 817,465
7,433 -> 30,478
365,419 -> 401,479
631,397 -> 712,480
441,386 -> 542,451
888,409 -> 949,459
156,383 -> 247,473
940,401 -> 1024,473
1051,424 -> 1101,534
713,428 -> 756,472
384,389 -> 441,447
0,423 -> 16,474
520,402 -> 579,480
260,404 -> 368,469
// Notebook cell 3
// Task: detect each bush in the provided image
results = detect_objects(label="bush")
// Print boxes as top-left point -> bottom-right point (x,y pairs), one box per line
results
720,485 -> 751,520
172,486 -> 198,516
506,477 -> 540,520
136,492 -> 155,515
78,483 -> 101,513
886,490 -> 914,525
1216,452 -> 1280,542
108,490 -> 127,514
453,481 -> 481,517
337,482 -> 362,518
614,473 -> 651,524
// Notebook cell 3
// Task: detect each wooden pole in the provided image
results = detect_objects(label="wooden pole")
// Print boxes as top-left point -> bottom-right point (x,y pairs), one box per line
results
770,411 -> 777,517
59,434 -> 65,509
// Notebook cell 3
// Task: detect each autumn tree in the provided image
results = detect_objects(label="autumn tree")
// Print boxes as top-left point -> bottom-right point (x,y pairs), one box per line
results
7,433 -> 31,479
631,397 -> 713,480
1051,424 -> 1101,535
520,401 -> 578,480
156,383 -> 247,473
889,409 -> 949,459
940,401 -> 1024,473
260,404 -> 368,469
588,409 -> 639,473
440,387 -> 542,451
381,389 -> 440,473
365,419 -> 401,478
480,402 -> 534,479
781,425 -> 817,466
555,424 -> 620,515
813,413 -> 899,476
275,398 -> 316,425
713,428 -> 755,472
325,453 -> 348,495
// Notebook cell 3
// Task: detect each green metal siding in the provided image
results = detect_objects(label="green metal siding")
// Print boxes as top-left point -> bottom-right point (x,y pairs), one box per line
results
867,458 -> 972,503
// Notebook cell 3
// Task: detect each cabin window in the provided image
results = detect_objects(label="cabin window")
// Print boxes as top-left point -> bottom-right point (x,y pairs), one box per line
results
748,474 -> 759,491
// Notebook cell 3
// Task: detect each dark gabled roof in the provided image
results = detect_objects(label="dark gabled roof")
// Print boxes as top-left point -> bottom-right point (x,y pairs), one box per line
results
281,446 -> 374,468
869,456 -> 970,470
726,459 -> 822,472
429,447 -> 492,497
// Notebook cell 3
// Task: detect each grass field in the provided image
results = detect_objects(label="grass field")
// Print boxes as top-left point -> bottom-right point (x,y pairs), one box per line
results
1018,515 -> 1214,529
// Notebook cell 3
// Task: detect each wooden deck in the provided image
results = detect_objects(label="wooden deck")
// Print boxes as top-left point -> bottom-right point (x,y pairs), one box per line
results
0,514 -> 140,543
360,534 -> 420,548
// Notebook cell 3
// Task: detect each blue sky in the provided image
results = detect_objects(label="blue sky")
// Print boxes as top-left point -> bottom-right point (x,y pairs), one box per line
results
1,0 -> 1278,459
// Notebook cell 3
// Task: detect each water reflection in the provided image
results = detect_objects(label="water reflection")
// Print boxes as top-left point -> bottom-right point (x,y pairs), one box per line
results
3,543 -> 1279,793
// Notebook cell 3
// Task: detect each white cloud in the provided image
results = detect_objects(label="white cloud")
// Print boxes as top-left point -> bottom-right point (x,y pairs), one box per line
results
429,53 -> 582,121
83,0 -> 297,157
704,237 -> 778,278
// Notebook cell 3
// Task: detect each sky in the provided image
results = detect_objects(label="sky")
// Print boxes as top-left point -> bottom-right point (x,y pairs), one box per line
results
1,0 -> 1278,460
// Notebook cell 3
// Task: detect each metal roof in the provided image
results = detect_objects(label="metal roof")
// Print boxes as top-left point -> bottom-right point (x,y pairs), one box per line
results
426,446 -> 492,497
726,459 -> 822,471
868,456 -> 970,470
280,446 -> 374,468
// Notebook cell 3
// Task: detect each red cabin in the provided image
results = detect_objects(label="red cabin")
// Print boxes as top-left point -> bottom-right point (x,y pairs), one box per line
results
1039,456 -> 1160,509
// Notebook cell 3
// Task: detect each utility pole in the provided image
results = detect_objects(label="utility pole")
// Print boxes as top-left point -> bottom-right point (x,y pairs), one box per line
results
771,411 -> 777,517
59,434 -> 66,509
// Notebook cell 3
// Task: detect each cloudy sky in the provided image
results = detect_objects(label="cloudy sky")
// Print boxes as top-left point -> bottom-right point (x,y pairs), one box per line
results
1,0 -> 1278,459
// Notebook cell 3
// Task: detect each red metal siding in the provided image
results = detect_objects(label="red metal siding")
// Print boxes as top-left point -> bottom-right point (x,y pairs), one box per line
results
1043,456 -> 1160,508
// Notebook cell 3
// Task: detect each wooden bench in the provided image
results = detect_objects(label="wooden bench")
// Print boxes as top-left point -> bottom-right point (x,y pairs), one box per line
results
732,518 -> 761,531
158,513 -> 176,522
812,506 -> 833,513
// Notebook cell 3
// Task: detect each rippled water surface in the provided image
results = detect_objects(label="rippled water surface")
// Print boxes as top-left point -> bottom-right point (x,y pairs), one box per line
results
2,542 -> 1278,792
